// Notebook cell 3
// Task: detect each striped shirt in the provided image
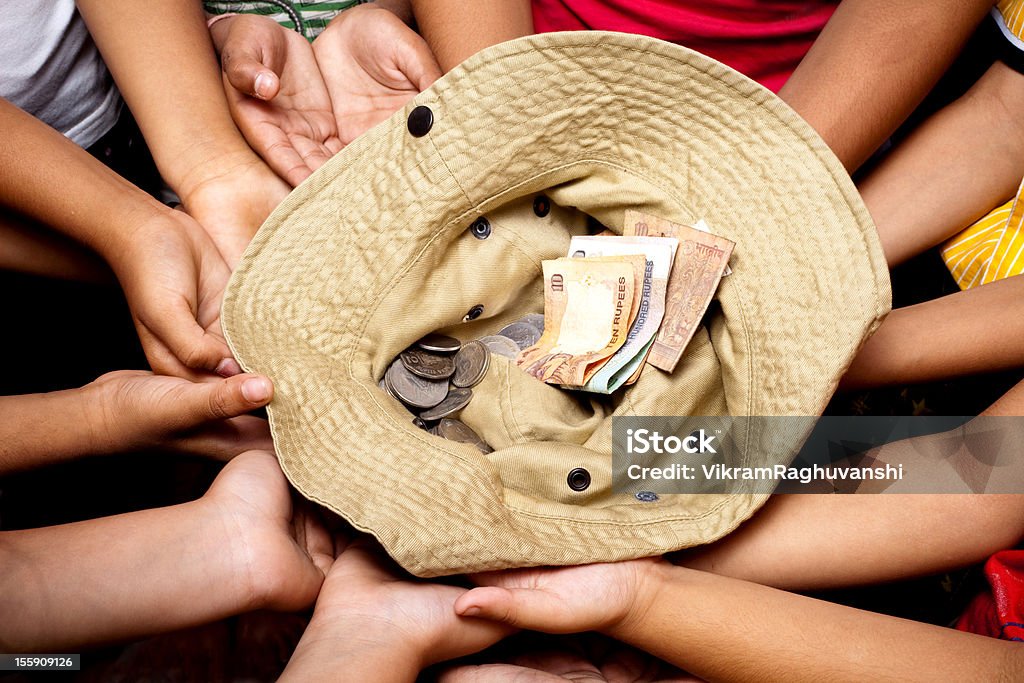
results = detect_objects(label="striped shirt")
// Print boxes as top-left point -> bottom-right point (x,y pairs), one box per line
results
204,0 -> 367,40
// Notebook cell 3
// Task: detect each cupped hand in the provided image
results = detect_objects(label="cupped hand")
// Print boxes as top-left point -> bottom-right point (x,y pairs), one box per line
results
312,4 -> 442,144
308,536 -> 515,668
454,558 -> 664,637
86,369 -> 273,459
201,450 -> 334,611
210,13 -> 342,187
113,207 -> 239,379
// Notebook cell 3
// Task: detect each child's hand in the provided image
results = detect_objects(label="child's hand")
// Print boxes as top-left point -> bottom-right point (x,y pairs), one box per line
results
454,558 -> 665,638
86,369 -> 273,459
112,208 -> 239,378
210,14 -> 343,187
280,536 -> 514,680
312,4 -> 442,145
200,450 -> 334,611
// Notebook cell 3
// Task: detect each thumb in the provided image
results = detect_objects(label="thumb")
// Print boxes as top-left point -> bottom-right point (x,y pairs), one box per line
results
454,586 -> 569,633
173,373 -> 274,426
221,25 -> 283,100
394,31 -> 443,92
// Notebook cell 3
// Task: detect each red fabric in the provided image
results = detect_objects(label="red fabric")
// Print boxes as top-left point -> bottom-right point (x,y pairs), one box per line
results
532,0 -> 839,92
957,551 -> 1024,640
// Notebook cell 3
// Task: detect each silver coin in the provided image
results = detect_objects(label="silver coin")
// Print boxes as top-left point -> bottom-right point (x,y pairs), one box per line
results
436,418 -> 492,453
381,370 -> 401,402
497,321 -> 541,350
478,335 -> 521,359
386,360 -> 449,409
520,313 -> 545,333
452,340 -> 490,388
400,347 -> 456,380
416,333 -> 462,353
420,387 -> 472,421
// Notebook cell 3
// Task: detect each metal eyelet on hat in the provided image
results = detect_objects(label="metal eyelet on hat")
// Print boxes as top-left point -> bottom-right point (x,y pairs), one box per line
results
567,467 -> 591,491
470,217 -> 491,240
533,195 -> 551,218
635,491 -> 659,502
463,304 -> 484,322
407,105 -> 434,137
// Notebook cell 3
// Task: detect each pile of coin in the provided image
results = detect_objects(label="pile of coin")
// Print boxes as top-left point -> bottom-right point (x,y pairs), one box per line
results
380,315 -> 544,453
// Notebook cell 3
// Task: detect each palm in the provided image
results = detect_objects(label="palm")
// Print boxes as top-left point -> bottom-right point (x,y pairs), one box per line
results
313,5 -> 441,145
317,539 -> 512,665
212,13 -> 342,187
205,451 -> 334,611
467,561 -> 652,635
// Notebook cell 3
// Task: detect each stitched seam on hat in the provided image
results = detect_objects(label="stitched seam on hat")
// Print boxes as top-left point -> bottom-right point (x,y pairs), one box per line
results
502,495 -> 736,526
431,42 -> 885,317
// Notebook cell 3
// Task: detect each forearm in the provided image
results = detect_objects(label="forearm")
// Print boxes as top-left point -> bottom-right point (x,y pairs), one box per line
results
615,563 -> 1023,683
841,276 -> 1024,391
0,389 -> 108,473
371,0 -> 414,25
75,0 -> 257,199
0,99 -> 169,258
411,0 -> 532,72
781,0 -> 991,173
860,61 -> 1024,266
0,498 -> 253,651
682,492 -> 1024,590
280,615 -> 420,683
0,210 -> 113,284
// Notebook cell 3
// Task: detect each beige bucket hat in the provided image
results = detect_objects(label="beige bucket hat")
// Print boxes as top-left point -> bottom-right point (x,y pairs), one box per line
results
222,31 -> 890,577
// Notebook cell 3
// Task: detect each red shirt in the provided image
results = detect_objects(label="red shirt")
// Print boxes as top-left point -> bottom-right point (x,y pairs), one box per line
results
532,0 -> 840,92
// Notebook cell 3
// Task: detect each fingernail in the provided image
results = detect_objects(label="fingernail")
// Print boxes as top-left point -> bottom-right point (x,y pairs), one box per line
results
242,377 -> 272,403
461,606 -> 481,617
254,73 -> 270,99
216,358 -> 242,377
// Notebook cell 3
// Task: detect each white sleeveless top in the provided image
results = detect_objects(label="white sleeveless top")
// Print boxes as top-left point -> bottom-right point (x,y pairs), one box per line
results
0,0 -> 122,148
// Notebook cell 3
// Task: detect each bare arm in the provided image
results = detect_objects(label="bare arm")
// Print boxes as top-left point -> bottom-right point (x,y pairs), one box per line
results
0,211 -> 112,284
75,0 -> 290,266
861,61 -> 1024,266
841,275 -> 1024,391
0,452 -> 331,652
780,0 -> 992,173
616,563 -> 1023,683
456,558 -> 1024,682
410,0 -> 532,72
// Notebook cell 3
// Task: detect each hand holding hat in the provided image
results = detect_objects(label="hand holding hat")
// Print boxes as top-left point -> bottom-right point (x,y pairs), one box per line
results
280,535 -> 514,682
83,369 -> 274,459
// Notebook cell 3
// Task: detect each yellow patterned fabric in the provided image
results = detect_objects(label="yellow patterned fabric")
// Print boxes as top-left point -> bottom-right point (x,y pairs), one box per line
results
942,181 -> 1024,289
941,1 -> 1024,289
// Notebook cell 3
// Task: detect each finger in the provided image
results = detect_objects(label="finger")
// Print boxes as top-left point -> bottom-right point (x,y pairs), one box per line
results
394,32 -> 443,92
135,320 -> 211,381
288,132 -> 334,174
259,126 -> 315,186
137,304 -> 235,375
438,663 -> 569,682
454,586 -> 568,631
221,23 -> 283,100
167,373 -> 274,429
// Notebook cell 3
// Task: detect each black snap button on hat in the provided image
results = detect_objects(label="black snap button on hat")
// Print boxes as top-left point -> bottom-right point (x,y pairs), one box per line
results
533,195 -> 551,217
463,304 -> 485,322
470,217 -> 491,240
567,467 -> 591,491
635,491 -> 659,502
407,105 -> 434,137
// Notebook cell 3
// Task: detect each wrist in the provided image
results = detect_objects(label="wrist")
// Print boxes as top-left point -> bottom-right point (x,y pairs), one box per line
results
173,146 -> 269,206
604,558 -> 671,642
284,611 -> 422,682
